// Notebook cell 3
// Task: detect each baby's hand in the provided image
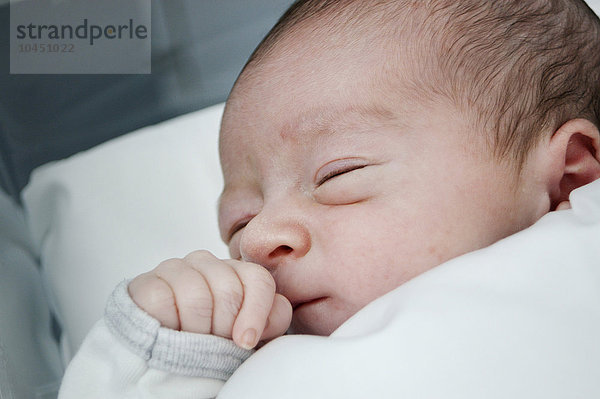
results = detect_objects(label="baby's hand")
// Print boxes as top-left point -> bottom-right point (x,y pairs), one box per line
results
128,250 -> 292,349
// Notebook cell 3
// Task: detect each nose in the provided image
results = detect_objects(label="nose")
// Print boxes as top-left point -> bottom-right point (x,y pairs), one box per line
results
238,207 -> 311,271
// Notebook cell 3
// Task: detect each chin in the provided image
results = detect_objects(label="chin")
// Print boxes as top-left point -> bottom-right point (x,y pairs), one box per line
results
289,300 -> 347,336
289,319 -> 338,336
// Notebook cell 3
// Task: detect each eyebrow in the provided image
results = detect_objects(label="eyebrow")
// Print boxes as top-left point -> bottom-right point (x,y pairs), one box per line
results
217,102 -> 398,217
278,103 -> 397,144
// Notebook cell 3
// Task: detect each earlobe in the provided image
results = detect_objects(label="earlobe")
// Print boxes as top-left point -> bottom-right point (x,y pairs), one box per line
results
549,119 -> 600,210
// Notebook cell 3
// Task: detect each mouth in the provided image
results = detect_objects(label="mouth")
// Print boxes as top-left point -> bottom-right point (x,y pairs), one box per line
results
292,297 -> 328,311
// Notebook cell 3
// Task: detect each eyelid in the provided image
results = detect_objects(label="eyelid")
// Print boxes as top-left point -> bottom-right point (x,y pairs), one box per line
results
227,217 -> 252,243
315,158 -> 368,186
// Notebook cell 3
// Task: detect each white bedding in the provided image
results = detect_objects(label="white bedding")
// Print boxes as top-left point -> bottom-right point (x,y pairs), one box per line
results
22,103 -> 228,362
56,178 -> 600,398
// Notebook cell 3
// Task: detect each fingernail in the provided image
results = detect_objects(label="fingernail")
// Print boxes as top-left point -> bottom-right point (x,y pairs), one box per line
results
241,328 -> 257,349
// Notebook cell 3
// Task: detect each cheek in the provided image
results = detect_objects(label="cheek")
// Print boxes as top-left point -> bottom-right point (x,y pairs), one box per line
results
228,235 -> 242,260
316,204 -> 432,305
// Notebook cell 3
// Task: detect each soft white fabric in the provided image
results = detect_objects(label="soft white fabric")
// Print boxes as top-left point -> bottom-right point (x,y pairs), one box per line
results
21,103 -> 229,362
59,179 -> 600,398
58,320 -> 225,399
59,280 -> 254,399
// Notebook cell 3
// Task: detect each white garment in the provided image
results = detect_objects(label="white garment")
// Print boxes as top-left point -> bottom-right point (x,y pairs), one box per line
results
59,179 -> 600,399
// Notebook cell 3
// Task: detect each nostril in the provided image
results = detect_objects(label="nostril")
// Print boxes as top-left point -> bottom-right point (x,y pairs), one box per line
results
269,245 -> 293,258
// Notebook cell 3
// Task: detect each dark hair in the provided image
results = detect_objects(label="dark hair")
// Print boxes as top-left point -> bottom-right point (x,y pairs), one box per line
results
239,0 -> 600,167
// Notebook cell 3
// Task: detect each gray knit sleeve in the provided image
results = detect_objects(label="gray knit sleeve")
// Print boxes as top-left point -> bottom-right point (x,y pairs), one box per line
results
104,280 -> 254,381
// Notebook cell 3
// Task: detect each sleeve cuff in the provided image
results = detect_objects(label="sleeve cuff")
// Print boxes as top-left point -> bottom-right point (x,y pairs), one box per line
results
104,280 -> 254,380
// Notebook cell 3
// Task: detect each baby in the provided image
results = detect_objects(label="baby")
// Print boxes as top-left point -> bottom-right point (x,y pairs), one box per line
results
60,0 -> 600,397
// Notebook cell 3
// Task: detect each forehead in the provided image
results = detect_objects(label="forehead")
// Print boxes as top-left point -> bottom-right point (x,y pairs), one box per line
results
220,41 -> 415,156
218,11 -> 441,190
219,102 -> 400,189
221,101 -> 396,151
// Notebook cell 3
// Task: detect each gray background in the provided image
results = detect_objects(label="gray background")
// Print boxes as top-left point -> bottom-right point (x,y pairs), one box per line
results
10,0 -> 152,74
0,0 -> 295,201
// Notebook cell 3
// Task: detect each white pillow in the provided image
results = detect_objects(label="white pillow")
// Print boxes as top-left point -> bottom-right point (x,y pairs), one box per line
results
22,103 -> 229,363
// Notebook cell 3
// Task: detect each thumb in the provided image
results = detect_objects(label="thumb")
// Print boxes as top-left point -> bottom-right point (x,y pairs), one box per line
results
259,293 -> 292,342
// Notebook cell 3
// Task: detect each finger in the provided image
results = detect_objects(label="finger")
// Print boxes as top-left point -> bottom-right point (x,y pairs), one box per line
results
183,251 -> 244,338
152,258 -> 214,334
260,293 -> 292,342
129,271 -> 180,330
225,260 -> 277,349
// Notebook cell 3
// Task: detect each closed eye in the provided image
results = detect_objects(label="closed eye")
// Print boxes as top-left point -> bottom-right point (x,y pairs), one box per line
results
316,164 -> 367,186
228,219 -> 250,243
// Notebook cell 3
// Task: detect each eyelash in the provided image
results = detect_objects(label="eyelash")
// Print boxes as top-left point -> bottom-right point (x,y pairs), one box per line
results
316,164 -> 367,186
227,164 -> 367,241
228,219 -> 250,242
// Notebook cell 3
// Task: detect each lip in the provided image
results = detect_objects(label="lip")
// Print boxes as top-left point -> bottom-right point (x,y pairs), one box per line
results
291,297 -> 328,311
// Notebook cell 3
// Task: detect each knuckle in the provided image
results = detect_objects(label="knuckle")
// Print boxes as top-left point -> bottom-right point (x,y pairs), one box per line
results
177,290 -> 213,319
130,277 -> 175,314
213,283 -> 244,316
184,250 -> 215,264
246,264 -> 276,294
154,258 -> 185,275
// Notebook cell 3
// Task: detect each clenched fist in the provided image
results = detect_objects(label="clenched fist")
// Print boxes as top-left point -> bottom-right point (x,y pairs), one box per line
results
128,250 -> 292,349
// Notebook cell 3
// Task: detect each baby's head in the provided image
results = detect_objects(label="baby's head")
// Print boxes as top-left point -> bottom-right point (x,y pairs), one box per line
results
218,0 -> 600,335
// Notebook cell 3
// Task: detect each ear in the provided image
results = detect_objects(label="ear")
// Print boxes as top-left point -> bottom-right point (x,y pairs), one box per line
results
547,119 -> 600,211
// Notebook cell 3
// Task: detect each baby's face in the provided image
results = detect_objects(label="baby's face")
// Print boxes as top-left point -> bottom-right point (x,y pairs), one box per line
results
218,33 -> 542,335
